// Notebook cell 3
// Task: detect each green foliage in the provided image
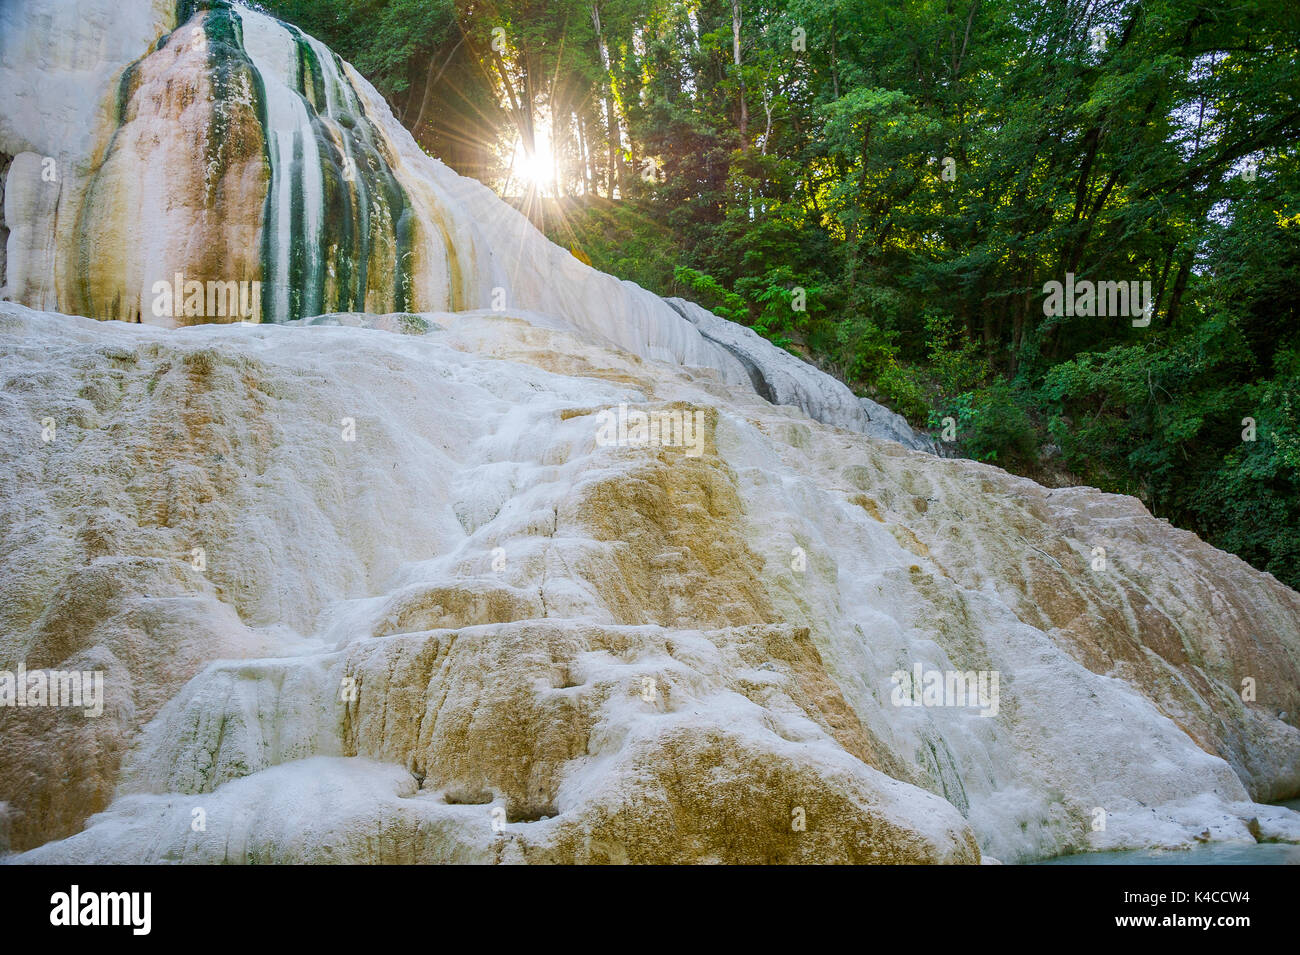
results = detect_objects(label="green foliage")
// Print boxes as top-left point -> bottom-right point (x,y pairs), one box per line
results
262,0 -> 455,100
736,265 -> 820,348
672,266 -> 747,324
876,360 -> 930,424
525,197 -> 682,296
925,311 -> 988,395
964,381 -> 1038,465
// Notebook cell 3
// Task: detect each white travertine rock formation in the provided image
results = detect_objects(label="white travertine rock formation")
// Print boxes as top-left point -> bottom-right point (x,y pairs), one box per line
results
0,1 -> 1297,864
2,303 -> 1298,863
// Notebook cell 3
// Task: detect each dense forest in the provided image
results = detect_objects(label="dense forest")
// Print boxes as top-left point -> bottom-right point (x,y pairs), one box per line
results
261,0 -> 1300,589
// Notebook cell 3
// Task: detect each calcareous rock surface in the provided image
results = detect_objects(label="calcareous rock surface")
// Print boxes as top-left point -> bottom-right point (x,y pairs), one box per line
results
0,0 -> 1297,864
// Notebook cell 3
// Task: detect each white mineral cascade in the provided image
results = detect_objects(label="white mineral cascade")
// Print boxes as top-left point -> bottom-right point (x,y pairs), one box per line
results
0,0 -> 1297,864
237,6 -> 325,322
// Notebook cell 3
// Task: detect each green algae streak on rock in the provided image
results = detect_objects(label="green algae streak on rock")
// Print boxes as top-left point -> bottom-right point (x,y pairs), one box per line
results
6,0 -> 438,325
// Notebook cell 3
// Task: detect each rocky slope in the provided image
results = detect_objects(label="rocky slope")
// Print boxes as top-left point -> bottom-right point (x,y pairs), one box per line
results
0,1 -> 1297,864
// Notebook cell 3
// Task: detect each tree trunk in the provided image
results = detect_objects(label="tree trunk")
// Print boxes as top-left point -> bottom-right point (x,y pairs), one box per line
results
591,4 -> 623,197
522,53 -> 537,156
731,0 -> 747,142
490,46 -> 534,156
1166,255 -> 1193,329
577,111 -> 591,196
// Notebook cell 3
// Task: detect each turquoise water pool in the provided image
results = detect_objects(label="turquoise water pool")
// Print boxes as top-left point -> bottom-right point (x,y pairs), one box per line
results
1030,800 -> 1300,864
1034,842 -> 1300,865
